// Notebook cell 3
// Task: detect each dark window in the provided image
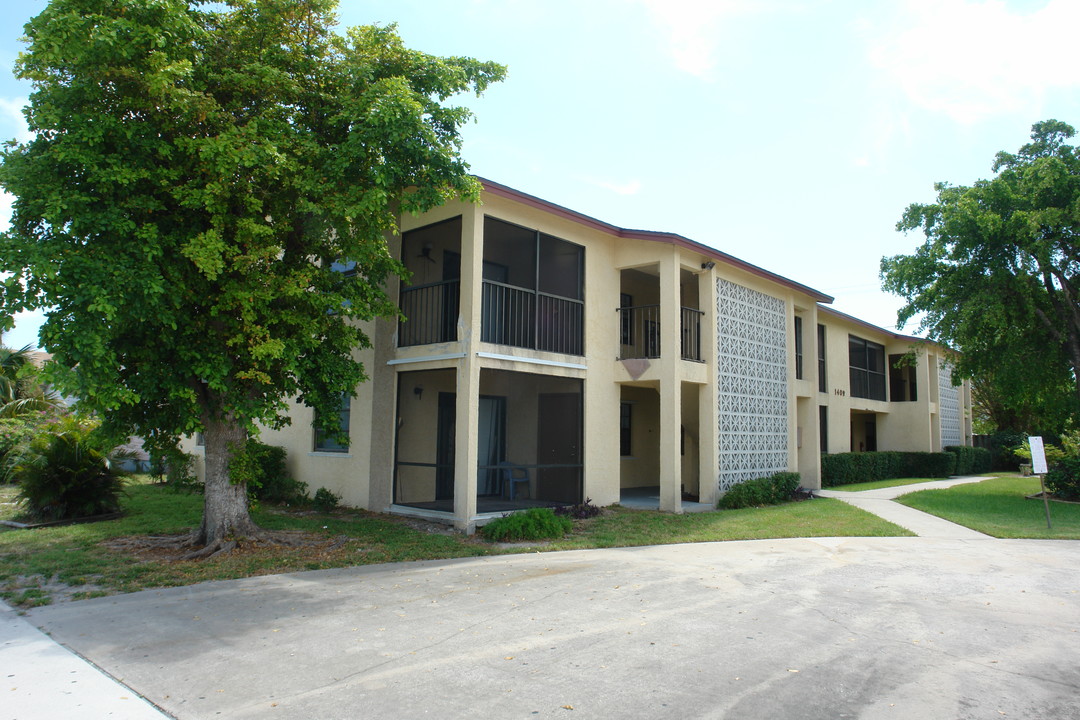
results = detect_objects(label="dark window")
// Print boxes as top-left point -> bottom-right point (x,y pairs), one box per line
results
794,316 -> 804,380
314,394 -> 351,452
620,402 -> 632,456
817,324 -> 827,393
889,354 -> 918,402
819,405 -> 827,453
849,335 -> 886,401
195,432 -> 205,447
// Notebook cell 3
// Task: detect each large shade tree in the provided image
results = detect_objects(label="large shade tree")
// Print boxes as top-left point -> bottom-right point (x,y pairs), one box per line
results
0,0 -> 505,553
882,120 -> 1080,430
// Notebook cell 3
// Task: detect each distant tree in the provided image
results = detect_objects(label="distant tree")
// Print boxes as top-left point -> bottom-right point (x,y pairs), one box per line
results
970,374 -> 1071,436
882,120 -> 1080,427
0,0 -> 504,555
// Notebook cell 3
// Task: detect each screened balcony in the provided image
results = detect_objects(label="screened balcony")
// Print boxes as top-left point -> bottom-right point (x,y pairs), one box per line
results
398,217 -> 462,347
481,217 -> 584,356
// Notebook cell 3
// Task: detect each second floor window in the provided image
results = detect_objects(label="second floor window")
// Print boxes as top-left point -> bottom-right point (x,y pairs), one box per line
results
849,335 -> 886,401
794,316 -> 803,379
817,324 -> 827,392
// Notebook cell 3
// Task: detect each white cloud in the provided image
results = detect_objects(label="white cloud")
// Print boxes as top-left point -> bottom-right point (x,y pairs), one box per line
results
0,97 -> 32,143
868,0 -> 1080,124
637,0 -> 755,78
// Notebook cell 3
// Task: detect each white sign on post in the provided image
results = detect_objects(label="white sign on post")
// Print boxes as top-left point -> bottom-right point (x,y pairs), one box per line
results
1029,436 -> 1049,476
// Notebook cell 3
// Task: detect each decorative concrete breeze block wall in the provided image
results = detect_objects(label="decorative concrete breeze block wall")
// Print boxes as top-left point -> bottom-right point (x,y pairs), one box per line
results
716,278 -> 789,493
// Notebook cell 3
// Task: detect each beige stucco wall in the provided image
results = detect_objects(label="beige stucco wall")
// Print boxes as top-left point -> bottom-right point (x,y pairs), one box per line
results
181,185 -> 973,529
619,384 -> 660,489
178,338 -> 379,509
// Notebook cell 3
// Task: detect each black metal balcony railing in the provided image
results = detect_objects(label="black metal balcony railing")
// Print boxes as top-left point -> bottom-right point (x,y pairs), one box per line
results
681,306 -> 704,362
618,304 -> 660,359
617,305 -> 704,361
482,280 -> 583,356
399,279 -> 459,347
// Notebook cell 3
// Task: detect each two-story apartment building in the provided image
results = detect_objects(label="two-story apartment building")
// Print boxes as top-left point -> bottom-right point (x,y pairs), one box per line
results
184,179 -> 972,532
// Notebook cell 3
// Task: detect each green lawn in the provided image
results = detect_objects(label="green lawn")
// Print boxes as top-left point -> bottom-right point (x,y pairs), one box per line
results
897,476 -> 1080,539
0,480 -> 908,608
826,477 -> 941,492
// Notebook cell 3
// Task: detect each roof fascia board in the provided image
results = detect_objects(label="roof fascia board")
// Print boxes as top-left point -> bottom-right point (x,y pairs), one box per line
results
817,304 -> 930,345
478,177 -> 834,304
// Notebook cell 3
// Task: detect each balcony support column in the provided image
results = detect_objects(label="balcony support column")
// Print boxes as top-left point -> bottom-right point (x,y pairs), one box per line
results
659,251 -> 683,513
453,207 -> 483,532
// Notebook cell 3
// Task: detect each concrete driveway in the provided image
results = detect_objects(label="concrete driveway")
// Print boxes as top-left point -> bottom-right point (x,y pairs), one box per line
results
25,536 -> 1080,719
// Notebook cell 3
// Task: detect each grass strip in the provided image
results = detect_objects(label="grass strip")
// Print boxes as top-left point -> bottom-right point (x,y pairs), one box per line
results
826,477 -> 941,492
896,476 -> 1080,539
0,482 -> 909,608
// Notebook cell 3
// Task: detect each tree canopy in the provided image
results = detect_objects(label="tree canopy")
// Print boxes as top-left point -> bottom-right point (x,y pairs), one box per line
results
882,120 -> 1080,432
0,0 -> 505,550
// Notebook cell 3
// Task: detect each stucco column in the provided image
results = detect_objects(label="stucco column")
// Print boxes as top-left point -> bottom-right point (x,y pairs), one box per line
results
453,207 -> 482,532
659,252 -> 682,513
697,267 -> 719,507
366,228 -> 403,512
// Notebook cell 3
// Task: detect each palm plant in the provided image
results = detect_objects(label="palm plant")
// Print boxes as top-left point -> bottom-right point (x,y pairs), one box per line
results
0,344 -> 61,418
10,414 -> 127,520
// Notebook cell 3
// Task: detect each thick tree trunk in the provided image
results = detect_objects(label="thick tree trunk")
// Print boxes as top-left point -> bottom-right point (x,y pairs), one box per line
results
196,413 -> 259,546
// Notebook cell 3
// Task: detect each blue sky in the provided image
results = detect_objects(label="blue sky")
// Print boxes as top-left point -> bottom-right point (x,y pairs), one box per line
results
3,0 -> 1080,349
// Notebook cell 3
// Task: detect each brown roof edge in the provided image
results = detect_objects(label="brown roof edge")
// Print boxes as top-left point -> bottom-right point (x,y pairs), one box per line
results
817,304 -> 938,346
478,177 -> 834,304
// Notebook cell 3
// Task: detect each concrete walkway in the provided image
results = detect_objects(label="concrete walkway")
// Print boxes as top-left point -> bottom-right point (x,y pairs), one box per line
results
815,475 -> 992,539
22,537 -> 1080,720
6,474 -> 1072,719
1,599 -> 168,719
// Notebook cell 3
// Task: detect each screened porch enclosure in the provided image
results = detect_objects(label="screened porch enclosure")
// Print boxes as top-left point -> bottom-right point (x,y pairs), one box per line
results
482,217 -> 584,356
398,217 -> 462,347
392,368 -> 583,514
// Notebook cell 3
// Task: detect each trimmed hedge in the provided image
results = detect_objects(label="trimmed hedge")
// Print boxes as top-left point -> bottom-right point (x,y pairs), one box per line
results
821,451 -> 958,486
944,446 -> 992,475
718,471 -> 801,509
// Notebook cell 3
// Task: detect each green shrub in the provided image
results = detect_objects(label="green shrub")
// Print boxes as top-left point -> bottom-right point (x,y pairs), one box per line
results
906,452 -> 956,478
11,420 -> 126,521
822,451 -> 958,485
229,439 -> 307,504
312,487 -> 341,513
481,507 -> 572,542
1045,457 -> 1080,501
150,442 -> 200,493
989,431 -> 1026,470
0,417 -> 37,481
718,471 -> 801,509
822,452 -> 903,486
1010,441 -> 1067,468
945,446 -> 992,475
